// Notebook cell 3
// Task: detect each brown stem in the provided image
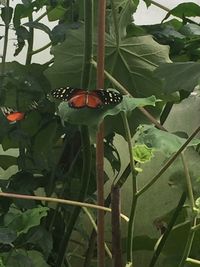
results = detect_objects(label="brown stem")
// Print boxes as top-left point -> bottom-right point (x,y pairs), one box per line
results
111,185 -> 123,267
96,1 -> 106,267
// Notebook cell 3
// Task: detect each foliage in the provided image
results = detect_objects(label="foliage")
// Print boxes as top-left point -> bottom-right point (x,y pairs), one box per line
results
0,0 -> 200,267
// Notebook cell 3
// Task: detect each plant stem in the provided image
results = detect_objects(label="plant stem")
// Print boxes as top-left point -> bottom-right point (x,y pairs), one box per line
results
29,42 -> 51,55
34,10 -> 48,22
150,1 -> 170,12
121,112 -> 137,266
181,153 -> 195,209
0,192 -> 129,222
0,0 -> 10,96
111,185 -> 123,267
186,258 -> 200,265
149,192 -> 186,267
55,1 -> 93,265
178,152 -> 197,267
83,163 -> 131,267
83,207 -> 112,259
26,14 -> 34,65
137,125 -> 200,197
96,1 -> 106,267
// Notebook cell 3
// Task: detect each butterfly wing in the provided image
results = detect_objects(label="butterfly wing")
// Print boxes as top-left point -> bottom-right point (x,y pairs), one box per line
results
94,89 -> 123,105
1,107 -> 25,122
51,87 -> 83,101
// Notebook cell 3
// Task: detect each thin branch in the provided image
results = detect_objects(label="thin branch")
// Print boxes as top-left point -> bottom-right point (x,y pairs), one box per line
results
150,1 -> 170,12
178,152 -> 197,267
186,258 -> 200,265
29,42 -> 51,55
121,112 -> 138,265
149,192 -> 186,267
83,207 -> 112,259
96,1 -> 107,267
0,192 -> 129,222
111,185 -> 123,267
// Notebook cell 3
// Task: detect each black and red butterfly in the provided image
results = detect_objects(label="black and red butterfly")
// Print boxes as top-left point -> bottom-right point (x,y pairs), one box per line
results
1,101 -> 38,123
51,87 -> 123,109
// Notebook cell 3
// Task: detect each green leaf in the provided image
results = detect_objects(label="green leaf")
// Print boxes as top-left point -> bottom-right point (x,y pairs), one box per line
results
47,4 -> 68,21
135,125 -> 200,157
1,7 -> 13,25
132,144 -> 154,163
163,2 -> 200,21
0,227 -> 17,244
155,62 -> 200,93
0,249 -> 50,267
180,23 -> 200,37
4,206 -> 49,236
0,62 -> 49,109
57,95 -> 157,128
0,155 -> 17,170
33,120 -> 58,153
45,26 -> 170,99
113,0 -> 139,39
25,226 -> 53,258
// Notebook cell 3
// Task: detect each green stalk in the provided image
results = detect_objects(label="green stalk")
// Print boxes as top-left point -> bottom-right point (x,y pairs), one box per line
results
55,127 -> 92,267
25,14 -> 34,65
149,192 -> 186,267
55,1 -> 93,266
178,153 -> 197,267
29,42 -> 51,55
0,0 -> 10,96
121,112 -> 137,266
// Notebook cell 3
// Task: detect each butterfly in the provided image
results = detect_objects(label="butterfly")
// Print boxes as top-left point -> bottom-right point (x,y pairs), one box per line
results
51,87 -> 123,109
1,101 -> 38,123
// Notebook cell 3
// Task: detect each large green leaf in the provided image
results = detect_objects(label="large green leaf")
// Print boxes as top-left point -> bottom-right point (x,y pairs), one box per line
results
4,206 -> 49,236
135,125 -> 200,157
44,26 -> 170,99
155,62 -> 200,93
57,95 -> 157,128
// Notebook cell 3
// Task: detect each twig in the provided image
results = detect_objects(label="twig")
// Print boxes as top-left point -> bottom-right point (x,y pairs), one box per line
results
0,192 -> 129,222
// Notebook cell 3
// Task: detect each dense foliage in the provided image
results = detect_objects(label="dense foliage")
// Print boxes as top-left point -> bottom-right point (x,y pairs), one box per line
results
0,0 -> 200,266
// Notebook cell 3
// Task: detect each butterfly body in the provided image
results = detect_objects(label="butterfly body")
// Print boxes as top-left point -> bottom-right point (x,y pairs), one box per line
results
51,87 -> 123,109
